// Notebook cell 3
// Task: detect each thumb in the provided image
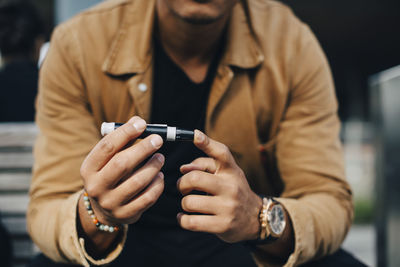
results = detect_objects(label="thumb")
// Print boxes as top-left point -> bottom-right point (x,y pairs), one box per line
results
193,130 -> 233,164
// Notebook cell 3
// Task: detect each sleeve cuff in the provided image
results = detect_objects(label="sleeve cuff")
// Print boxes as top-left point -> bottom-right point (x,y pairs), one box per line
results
79,225 -> 128,266
275,197 -> 316,267
250,197 -> 316,267
59,190 -> 128,266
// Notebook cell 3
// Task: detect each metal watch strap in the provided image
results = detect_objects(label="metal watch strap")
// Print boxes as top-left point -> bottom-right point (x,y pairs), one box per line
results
244,195 -> 279,247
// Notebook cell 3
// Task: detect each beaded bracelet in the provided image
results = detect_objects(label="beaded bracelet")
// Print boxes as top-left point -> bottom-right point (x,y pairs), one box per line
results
83,191 -> 119,233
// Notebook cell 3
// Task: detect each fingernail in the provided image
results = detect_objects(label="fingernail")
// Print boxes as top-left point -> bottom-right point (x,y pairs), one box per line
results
177,212 -> 183,221
151,135 -> 163,148
152,153 -> 165,164
195,130 -> 205,143
157,172 -> 164,180
133,118 -> 146,131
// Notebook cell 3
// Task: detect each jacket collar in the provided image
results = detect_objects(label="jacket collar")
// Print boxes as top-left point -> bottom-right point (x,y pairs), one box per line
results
102,0 -> 156,75
222,1 -> 264,69
102,0 -> 264,76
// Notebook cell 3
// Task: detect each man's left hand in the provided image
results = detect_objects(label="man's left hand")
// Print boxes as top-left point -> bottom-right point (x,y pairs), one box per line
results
177,130 -> 262,243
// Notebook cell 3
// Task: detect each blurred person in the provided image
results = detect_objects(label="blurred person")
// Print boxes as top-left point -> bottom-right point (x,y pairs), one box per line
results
27,0 -> 365,266
0,214 -> 12,267
0,0 -> 45,121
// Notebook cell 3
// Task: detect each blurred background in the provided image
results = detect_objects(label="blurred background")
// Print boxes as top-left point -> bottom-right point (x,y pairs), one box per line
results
0,0 -> 399,266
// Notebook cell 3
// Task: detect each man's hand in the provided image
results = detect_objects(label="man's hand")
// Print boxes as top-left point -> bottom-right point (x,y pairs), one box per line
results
78,116 -> 165,256
177,130 -> 262,243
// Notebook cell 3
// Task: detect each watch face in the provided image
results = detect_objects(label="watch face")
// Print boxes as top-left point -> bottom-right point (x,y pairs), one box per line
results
269,204 -> 286,235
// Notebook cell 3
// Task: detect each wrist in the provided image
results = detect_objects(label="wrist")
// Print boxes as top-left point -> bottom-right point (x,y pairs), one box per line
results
248,193 -> 263,241
246,196 -> 287,246
82,191 -> 121,233
78,193 -> 117,236
77,192 -> 121,259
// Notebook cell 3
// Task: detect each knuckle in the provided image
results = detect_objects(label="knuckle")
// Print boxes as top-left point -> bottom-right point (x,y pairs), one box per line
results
192,157 -> 206,166
112,157 -> 129,173
222,217 -> 234,233
85,184 -> 101,199
181,197 -> 193,211
99,138 -> 115,154
80,165 -> 89,179
98,198 -> 114,212
221,144 -> 229,153
185,216 -> 197,230
225,199 -> 237,213
235,167 -> 245,178
129,177 -> 144,191
226,183 -> 240,198
188,172 -> 200,185
142,192 -> 157,206
120,125 -> 133,137
217,144 -> 231,162
115,208 -> 141,222
141,138 -> 156,152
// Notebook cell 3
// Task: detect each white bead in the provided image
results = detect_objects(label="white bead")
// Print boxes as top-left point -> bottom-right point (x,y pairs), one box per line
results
91,215 -> 96,219
138,83 -> 147,92
88,210 -> 94,215
109,227 -> 114,233
104,225 -> 110,232
99,225 -> 105,231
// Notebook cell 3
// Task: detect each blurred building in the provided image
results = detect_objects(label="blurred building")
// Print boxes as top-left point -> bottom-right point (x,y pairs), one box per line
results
282,0 -> 400,122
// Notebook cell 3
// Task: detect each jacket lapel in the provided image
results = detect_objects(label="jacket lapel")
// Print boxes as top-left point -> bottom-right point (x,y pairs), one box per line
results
102,0 -> 156,122
206,1 -> 264,128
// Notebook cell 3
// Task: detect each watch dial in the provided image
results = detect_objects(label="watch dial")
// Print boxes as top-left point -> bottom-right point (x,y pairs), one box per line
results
270,205 -> 285,235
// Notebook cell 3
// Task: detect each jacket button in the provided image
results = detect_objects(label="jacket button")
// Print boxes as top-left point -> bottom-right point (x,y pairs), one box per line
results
138,83 -> 147,92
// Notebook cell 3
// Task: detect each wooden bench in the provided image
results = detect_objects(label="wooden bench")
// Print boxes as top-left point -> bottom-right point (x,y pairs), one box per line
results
0,123 -> 39,267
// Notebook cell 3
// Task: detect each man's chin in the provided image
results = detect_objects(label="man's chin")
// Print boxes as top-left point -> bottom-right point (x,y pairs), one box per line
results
180,14 -> 222,25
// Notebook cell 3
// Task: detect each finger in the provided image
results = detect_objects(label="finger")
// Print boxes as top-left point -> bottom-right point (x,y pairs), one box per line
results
109,153 -> 165,206
114,172 -> 165,222
177,170 -> 221,196
177,213 -> 226,234
81,116 -> 147,174
180,157 -> 217,174
181,195 -> 219,215
99,134 -> 163,187
193,130 -> 234,165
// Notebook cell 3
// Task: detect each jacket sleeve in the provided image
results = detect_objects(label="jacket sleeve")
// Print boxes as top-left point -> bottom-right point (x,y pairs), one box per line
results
27,24 -> 127,266
253,24 -> 353,266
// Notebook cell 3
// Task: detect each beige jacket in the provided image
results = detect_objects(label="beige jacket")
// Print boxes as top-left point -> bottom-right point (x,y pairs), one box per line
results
28,0 -> 353,266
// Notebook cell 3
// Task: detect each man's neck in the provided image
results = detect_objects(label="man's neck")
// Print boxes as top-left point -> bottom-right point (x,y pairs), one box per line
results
155,1 -> 229,83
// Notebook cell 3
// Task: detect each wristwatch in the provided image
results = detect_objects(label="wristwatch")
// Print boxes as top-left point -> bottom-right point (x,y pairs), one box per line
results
258,197 -> 286,242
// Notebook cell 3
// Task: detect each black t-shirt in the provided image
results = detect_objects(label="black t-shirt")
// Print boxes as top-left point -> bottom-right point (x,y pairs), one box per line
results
113,39 -> 257,267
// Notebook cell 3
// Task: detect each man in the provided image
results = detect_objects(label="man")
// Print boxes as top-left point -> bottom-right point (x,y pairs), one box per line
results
28,0 -> 358,266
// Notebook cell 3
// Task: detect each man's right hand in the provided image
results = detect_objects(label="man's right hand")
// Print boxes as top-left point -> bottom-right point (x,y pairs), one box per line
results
77,116 -> 165,256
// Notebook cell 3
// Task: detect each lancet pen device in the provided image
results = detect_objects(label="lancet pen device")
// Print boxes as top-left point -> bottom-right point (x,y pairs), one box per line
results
101,122 -> 194,142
